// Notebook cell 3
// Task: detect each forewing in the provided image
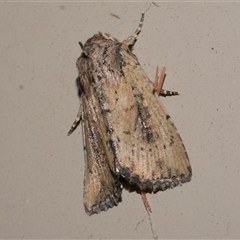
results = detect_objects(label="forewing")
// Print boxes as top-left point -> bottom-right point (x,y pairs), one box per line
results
81,90 -> 122,215
99,51 -> 192,193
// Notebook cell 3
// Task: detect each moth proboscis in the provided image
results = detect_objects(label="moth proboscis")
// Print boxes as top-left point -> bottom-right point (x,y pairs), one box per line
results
68,12 -> 192,216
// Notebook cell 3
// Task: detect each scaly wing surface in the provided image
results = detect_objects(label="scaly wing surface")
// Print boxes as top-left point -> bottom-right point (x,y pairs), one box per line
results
81,87 -> 122,215
99,51 -> 192,193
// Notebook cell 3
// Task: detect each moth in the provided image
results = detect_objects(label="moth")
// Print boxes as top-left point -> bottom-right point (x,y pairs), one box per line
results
68,12 -> 192,216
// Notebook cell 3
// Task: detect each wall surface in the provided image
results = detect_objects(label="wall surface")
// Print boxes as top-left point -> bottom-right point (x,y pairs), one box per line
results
1,2 -> 240,239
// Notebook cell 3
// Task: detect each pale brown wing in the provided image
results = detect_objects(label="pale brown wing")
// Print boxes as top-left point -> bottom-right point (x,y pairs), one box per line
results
99,52 -> 192,194
81,91 -> 122,215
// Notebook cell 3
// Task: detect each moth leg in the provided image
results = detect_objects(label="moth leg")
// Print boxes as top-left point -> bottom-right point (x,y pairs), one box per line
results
154,66 -> 166,95
141,191 -> 152,213
67,105 -> 82,136
154,66 -> 180,97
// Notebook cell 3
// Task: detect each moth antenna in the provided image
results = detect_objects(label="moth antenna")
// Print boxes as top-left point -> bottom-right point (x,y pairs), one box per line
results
144,2 -> 153,13
123,12 -> 144,47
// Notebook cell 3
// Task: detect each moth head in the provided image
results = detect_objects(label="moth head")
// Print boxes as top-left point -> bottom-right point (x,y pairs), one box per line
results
80,32 -> 120,57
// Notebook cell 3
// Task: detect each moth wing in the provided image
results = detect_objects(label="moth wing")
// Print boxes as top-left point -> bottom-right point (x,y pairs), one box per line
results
102,58 -> 192,193
81,94 -> 122,215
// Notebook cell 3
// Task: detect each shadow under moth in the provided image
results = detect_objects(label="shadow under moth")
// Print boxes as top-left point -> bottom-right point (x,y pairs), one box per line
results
68,12 -> 192,216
